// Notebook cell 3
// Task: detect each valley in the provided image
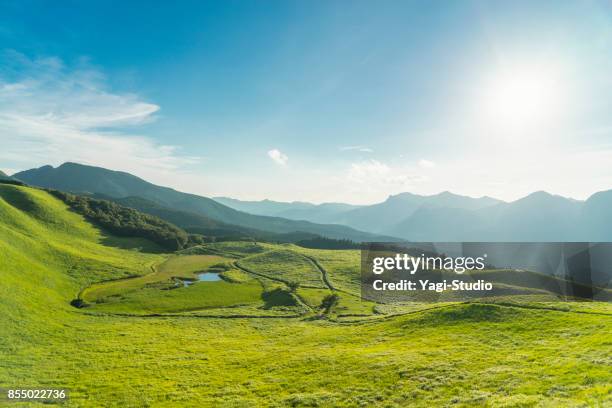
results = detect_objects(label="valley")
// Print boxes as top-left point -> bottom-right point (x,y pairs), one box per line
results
1,183 -> 611,406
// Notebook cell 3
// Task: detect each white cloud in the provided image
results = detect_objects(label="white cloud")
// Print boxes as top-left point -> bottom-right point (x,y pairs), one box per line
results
348,159 -> 391,182
267,148 -> 288,165
418,159 -> 436,168
340,145 -> 373,153
0,51 -> 198,181
343,159 -> 426,199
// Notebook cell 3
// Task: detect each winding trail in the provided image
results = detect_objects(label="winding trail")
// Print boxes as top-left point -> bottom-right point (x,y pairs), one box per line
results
233,261 -> 293,286
301,254 -> 335,291
299,253 -> 363,299
76,252 -> 611,322
232,260 -> 313,313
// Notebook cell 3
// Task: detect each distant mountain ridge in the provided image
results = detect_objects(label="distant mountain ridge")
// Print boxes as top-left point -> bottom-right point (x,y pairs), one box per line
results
217,191 -> 503,234
14,162 -> 612,241
214,187 -> 612,241
386,190 -> 612,241
96,195 -> 323,243
333,191 -> 502,233
213,196 -> 362,224
15,163 -> 396,243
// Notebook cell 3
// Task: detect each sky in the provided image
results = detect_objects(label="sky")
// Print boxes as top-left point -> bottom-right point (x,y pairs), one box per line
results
1,0 -> 611,204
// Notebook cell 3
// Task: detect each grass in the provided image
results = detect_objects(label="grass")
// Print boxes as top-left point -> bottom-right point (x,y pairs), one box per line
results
81,255 -> 275,314
89,280 -> 264,314
81,254 -> 229,302
180,241 -> 266,258
290,246 -> 362,293
1,184 -> 611,407
238,249 -> 327,288
297,287 -> 331,309
5,304 -> 611,407
297,287 -> 375,317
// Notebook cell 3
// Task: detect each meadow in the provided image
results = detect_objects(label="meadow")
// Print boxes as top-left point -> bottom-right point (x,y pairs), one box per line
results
1,184 -> 611,407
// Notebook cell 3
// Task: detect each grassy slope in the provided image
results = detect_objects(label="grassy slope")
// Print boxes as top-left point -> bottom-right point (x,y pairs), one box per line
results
238,248 -> 327,288
0,184 -> 161,401
89,280 -> 263,314
290,245 -> 362,293
1,185 -> 611,407
15,162 -> 396,242
81,255 -> 229,301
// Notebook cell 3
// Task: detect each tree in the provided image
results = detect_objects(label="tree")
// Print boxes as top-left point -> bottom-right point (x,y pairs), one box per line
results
320,293 -> 339,315
287,281 -> 300,293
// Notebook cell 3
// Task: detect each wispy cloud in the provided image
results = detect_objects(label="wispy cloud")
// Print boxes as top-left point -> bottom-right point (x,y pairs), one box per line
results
267,148 -> 288,165
344,159 -> 426,195
418,159 -> 436,168
0,51 -> 198,179
340,145 -> 373,153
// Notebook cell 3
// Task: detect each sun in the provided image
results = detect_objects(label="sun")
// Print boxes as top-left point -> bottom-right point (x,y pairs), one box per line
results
482,66 -> 561,129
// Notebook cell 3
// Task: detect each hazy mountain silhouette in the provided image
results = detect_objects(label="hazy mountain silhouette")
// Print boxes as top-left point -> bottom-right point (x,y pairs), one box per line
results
387,191 -> 610,241
210,188 -> 612,241
15,163 -> 612,241
221,191 -> 501,234
15,163 -> 396,242
582,190 -> 612,241
335,191 -> 501,233
213,197 -> 362,223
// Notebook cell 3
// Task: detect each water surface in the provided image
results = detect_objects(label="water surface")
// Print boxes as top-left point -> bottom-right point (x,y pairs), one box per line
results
182,272 -> 222,287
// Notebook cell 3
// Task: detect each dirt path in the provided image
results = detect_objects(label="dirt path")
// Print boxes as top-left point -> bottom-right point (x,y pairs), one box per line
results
301,254 -> 335,291
232,261 -> 314,313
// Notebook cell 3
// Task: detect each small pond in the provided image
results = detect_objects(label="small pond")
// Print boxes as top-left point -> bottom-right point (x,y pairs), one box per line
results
182,272 -> 222,287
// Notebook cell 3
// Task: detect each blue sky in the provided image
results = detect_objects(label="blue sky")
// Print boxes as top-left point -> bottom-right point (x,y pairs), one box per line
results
1,1 -> 611,203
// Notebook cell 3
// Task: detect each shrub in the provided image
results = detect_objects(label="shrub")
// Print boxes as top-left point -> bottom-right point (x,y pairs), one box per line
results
320,293 -> 340,314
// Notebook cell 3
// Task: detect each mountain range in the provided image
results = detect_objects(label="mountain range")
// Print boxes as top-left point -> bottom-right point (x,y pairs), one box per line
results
214,186 -> 612,242
218,189 -> 612,241
14,163 -> 395,243
13,162 -> 612,242
213,197 -> 363,224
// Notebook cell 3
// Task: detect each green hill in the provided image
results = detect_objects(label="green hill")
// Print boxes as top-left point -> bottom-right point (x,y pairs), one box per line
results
15,162 -> 397,242
1,184 -> 611,406
99,195 -> 321,242
0,184 -> 162,365
49,190 -> 192,251
0,170 -> 24,185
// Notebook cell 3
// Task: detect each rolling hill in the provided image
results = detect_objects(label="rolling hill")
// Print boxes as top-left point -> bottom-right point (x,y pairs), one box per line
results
14,163 -> 396,242
1,183 -> 610,406
100,195 -> 323,242
0,170 -> 23,185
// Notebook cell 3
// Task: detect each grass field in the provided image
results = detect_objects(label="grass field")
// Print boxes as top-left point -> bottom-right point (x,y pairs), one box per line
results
1,184 -> 611,407
81,255 -> 231,303
237,249 -> 327,288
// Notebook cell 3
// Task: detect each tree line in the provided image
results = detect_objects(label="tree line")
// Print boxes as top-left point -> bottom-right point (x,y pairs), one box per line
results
296,236 -> 361,250
48,190 -> 202,251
